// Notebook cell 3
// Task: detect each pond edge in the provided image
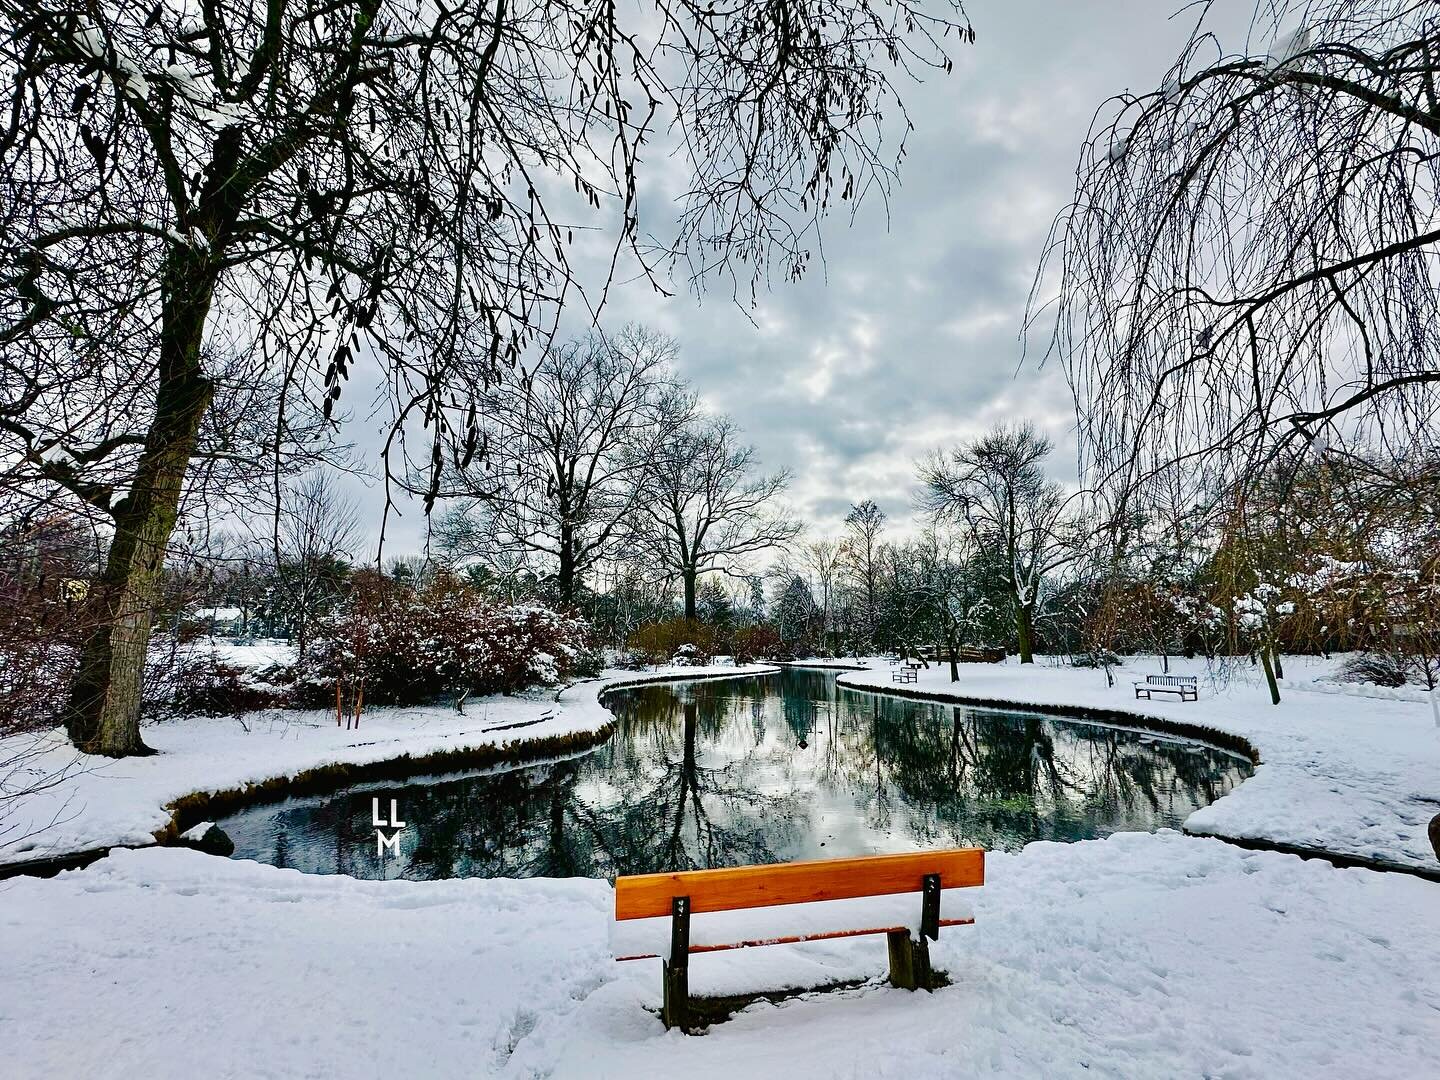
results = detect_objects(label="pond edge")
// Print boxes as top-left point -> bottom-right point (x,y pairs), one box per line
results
0,666 -> 779,881
821,667 -> 1440,884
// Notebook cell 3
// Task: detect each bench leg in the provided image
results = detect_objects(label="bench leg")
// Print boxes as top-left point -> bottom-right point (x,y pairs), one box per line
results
887,930 -> 932,991
662,894 -> 691,1030
662,958 -> 690,1030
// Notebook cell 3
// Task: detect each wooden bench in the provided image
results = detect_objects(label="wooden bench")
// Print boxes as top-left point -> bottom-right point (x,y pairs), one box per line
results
613,848 -> 985,1029
892,665 -> 918,683
1134,674 -> 1198,701
957,646 -> 1007,664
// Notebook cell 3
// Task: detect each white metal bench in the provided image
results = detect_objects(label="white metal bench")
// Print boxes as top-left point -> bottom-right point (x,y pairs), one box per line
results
1133,674 -> 1198,701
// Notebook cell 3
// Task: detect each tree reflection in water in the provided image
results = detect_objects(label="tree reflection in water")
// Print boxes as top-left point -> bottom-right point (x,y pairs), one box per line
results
218,670 -> 1252,880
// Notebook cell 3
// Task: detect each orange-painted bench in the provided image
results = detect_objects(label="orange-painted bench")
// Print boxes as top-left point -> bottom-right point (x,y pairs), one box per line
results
613,848 -> 985,1029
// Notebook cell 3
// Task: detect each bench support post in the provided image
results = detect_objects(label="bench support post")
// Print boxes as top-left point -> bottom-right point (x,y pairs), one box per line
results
887,930 -> 931,990
920,872 -> 941,941
889,874 -> 941,991
662,895 -> 691,1030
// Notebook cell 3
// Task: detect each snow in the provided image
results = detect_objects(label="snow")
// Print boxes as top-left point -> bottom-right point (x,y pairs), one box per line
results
71,26 -> 105,60
2,833 -> 1434,1078
3,654 -> 1437,1075
37,441 -> 75,466
0,664 -> 779,866
833,655 -> 1440,874
177,821 -> 214,843
166,636 -> 297,673
1267,24 -> 1313,71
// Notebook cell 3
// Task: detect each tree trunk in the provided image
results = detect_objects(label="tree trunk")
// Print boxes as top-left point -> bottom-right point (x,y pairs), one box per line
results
557,534 -> 576,606
1272,649 -> 1284,680
682,567 -> 697,621
1016,602 -> 1035,664
1259,646 -> 1281,705
64,254 -> 216,756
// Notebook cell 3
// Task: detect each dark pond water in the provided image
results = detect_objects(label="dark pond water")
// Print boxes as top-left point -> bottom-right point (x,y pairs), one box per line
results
216,669 -> 1252,880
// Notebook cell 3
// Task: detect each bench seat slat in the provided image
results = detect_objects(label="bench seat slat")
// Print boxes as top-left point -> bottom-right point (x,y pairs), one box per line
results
614,847 -> 984,921
614,916 -> 975,961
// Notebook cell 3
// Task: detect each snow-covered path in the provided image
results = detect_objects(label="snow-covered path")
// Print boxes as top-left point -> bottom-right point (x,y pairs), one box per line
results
0,665 -> 779,868
833,655 -> 1440,874
2,835 -> 1434,1079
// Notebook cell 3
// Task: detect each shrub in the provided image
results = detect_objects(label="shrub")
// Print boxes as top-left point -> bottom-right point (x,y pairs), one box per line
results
608,647 -> 647,670
0,595 -> 79,734
167,659 -> 294,718
1335,652 -> 1410,688
0,516 -> 95,734
671,642 -> 705,666
1070,650 -> 1122,669
300,571 -> 590,705
733,625 -> 786,664
627,619 -> 722,666
567,645 -> 606,680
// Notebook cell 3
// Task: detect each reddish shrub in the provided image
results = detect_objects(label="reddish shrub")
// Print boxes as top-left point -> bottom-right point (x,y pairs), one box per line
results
0,599 -> 79,734
733,625 -> 787,663
300,571 -> 591,705
626,619 -> 723,665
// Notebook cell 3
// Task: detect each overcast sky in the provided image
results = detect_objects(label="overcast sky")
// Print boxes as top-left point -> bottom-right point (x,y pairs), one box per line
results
366,0 -> 1257,557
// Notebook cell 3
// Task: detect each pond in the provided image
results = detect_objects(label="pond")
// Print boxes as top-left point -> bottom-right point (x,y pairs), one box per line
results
216,669 -> 1252,881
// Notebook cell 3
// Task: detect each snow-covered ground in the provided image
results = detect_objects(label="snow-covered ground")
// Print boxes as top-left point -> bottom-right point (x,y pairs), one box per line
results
2,834 -> 1434,1078
832,655 -> 1440,874
3,653 -> 1435,1077
199,636 -> 298,669
0,664 -> 778,866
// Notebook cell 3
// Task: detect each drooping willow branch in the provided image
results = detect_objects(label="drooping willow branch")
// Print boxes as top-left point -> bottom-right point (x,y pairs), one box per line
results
1029,0 -> 1440,514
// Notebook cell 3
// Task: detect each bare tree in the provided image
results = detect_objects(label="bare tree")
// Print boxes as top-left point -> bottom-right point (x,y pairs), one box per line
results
919,423 -> 1080,663
440,326 -> 692,605
842,500 -> 887,649
914,527 -> 991,681
800,539 -> 843,654
431,505 -> 541,601
1032,0 -> 1440,510
638,416 -> 801,620
263,472 -> 359,661
1,1 -> 971,755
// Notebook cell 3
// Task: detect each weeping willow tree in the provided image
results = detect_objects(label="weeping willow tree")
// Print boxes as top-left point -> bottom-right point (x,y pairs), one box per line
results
1032,0 -> 1440,512
1,1 -> 971,756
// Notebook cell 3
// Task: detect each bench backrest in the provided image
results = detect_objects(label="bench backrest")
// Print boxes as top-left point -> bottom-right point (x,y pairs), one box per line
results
1146,674 -> 1197,686
614,848 -> 984,920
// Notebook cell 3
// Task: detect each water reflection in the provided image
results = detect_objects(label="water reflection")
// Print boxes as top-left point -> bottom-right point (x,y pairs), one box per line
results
217,669 -> 1252,880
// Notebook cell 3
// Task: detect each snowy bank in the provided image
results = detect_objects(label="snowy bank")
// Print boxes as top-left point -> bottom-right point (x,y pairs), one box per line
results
0,664 -> 778,870
2,834 -> 1434,1078
829,655 -> 1440,875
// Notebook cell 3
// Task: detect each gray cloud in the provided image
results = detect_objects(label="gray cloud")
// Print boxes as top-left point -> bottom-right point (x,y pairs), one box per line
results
362,1 -> 1255,555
